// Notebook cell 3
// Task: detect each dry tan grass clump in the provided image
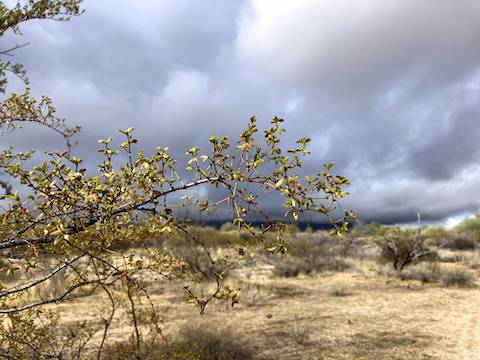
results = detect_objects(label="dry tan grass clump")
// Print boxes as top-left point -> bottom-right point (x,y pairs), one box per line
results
290,321 -> 313,345
327,281 -> 353,297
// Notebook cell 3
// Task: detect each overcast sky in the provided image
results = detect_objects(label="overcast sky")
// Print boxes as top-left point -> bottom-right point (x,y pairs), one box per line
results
3,0 -> 480,225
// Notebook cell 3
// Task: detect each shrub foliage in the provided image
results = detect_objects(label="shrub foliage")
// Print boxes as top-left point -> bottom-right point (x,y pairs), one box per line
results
0,2 -> 355,357
377,227 -> 436,271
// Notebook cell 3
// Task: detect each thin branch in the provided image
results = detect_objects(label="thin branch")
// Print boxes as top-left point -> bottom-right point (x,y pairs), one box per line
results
0,277 -> 118,314
0,253 -> 85,298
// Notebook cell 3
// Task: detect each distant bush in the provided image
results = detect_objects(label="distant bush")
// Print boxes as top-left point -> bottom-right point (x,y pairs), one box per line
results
465,252 -> 480,269
441,268 -> 475,288
303,226 -> 314,234
288,234 -> 341,258
272,256 -> 350,277
239,231 -> 255,241
423,226 -> 453,247
171,246 -> 236,280
455,214 -> 480,241
443,235 -> 477,251
271,234 -> 352,277
309,257 -> 351,272
350,222 -> 390,237
376,227 -> 437,271
397,262 -> 442,283
272,258 -> 304,277
220,222 -> 237,232
239,283 -> 265,306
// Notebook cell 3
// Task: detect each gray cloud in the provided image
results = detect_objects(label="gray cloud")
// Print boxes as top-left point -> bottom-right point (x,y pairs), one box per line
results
3,0 -> 480,224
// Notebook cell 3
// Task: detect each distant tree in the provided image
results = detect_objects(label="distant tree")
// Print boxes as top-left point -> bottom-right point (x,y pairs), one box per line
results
377,226 -> 436,271
0,1 -> 355,357
454,213 -> 480,241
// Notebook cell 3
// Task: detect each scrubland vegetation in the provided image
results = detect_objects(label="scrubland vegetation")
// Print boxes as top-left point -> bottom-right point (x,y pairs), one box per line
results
2,216 -> 480,359
2,2 -> 480,359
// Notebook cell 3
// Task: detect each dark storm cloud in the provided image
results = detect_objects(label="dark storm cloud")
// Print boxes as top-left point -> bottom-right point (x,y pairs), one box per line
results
408,106 -> 480,180
3,0 -> 480,224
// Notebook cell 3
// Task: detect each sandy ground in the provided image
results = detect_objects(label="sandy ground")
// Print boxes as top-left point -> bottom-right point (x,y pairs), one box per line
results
51,261 -> 480,359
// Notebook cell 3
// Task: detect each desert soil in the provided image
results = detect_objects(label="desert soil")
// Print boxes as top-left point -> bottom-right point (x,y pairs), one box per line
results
53,264 -> 480,359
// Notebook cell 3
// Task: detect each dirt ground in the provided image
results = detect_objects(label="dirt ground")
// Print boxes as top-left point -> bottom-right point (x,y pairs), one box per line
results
53,260 -> 480,359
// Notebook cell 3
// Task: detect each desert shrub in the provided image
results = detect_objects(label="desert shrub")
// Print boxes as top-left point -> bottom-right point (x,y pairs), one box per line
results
286,223 -> 301,235
239,283 -> 265,306
0,310 -> 96,360
140,226 -> 256,251
441,268 -> 475,287
304,225 -> 314,234
290,322 -> 312,345
271,235 -> 344,277
438,251 -> 464,263
307,256 -> 351,272
423,226 -> 453,247
397,262 -> 442,283
103,325 -> 255,360
327,281 -> 353,296
171,246 -> 236,280
272,255 -> 350,277
455,214 -> 480,241
272,258 -> 305,277
377,227 -> 437,271
239,231 -> 255,241
464,252 -> 480,269
443,235 -> 477,251
336,235 -> 368,258
288,234 -> 342,257
351,222 -> 389,238
220,222 -> 236,232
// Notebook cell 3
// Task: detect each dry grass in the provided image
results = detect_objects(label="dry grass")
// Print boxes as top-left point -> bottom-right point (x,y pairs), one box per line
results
327,281 -> 353,297
441,267 -> 476,288
102,324 -> 255,360
6,230 -> 480,359
33,259 -> 480,359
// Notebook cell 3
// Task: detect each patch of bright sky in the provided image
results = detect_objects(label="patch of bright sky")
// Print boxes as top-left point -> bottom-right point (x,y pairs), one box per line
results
284,96 -> 303,114
443,212 -> 475,229
398,211 -> 475,229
